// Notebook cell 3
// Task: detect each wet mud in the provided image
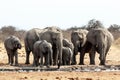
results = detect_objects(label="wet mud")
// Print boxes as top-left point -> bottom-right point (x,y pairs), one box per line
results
0,65 -> 120,72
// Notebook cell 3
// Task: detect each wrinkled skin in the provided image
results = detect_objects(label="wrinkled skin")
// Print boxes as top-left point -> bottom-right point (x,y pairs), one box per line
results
4,36 -> 22,66
33,40 -> 53,68
79,28 -> 114,65
24,27 -> 63,69
71,29 -> 88,65
62,47 -> 73,65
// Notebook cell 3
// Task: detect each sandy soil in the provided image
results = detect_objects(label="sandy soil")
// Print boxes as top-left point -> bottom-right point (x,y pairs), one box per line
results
0,38 -> 120,80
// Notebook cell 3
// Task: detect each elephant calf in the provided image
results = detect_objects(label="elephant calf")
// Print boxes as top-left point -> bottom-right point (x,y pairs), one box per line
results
62,47 -> 73,65
4,36 -> 22,66
33,40 -> 53,67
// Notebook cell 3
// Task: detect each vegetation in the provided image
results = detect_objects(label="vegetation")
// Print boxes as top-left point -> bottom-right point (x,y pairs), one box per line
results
0,19 -> 120,42
0,26 -> 26,42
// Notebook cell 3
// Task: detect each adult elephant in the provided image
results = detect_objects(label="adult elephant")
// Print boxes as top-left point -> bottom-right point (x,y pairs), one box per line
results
33,40 -> 53,67
39,30 -> 63,68
71,29 -> 88,65
24,27 -> 63,68
4,36 -> 22,66
24,28 -> 44,64
79,28 -> 114,65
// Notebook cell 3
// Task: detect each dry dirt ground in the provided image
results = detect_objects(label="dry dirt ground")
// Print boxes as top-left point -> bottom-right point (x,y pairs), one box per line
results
0,38 -> 120,80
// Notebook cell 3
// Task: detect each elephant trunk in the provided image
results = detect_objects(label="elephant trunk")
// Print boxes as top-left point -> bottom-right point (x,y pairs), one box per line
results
18,43 -> 22,49
49,48 -> 53,65
57,37 -> 63,69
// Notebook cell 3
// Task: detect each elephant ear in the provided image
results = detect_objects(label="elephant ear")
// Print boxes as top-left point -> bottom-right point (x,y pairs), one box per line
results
7,37 -> 14,50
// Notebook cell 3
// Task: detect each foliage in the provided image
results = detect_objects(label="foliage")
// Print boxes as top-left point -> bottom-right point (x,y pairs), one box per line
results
0,26 -> 26,42
108,24 -> 120,40
86,19 -> 104,30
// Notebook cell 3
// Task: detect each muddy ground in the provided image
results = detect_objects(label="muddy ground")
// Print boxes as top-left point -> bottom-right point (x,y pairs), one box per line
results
0,38 -> 120,80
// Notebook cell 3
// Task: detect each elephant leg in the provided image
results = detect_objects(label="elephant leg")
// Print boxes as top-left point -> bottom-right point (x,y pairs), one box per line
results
89,47 -> 96,65
62,59 -> 65,65
79,51 -> 85,65
15,51 -> 18,66
10,53 -> 14,66
67,57 -> 71,65
40,54 -> 44,67
53,49 -> 58,65
45,54 -> 50,68
99,46 -> 106,65
7,53 -> 10,64
34,57 -> 39,67
25,51 -> 31,64
71,54 -> 77,65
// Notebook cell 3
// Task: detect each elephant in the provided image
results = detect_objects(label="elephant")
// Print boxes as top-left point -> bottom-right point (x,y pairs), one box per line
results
4,36 -> 22,66
39,30 -> 63,68
62,47 -> 73,65
63,38 -> 74,53
24,28 -> 44,64
79,28 -> 114,65
33,40 -> 53,67
71,29 -> 88,65
24,27 -> 63,69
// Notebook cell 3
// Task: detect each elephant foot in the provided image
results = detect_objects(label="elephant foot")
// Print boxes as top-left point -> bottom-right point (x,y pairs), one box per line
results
53,63 -> 57,66
46,65 -> 50,68
10,63 -> 14,66
99,62 -> 105,65
15,63 -> 19,66
25,62 -> 30,64
71,62 -> 76,65
99,60 -> 105,65
71,60 -> 77,65
79,63 -> 84,65
40,65 -> 43,68
90,62 -> 95,65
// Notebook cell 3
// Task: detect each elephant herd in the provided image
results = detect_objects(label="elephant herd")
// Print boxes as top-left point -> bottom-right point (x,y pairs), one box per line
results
4,27 -> 114,69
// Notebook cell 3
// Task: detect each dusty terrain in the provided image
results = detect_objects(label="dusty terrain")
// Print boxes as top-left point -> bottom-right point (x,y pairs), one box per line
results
0,38 -> 120,80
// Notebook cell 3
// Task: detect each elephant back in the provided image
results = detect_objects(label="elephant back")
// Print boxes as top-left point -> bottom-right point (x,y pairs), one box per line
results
87,28 -> 114,46
24,28 -> 44,52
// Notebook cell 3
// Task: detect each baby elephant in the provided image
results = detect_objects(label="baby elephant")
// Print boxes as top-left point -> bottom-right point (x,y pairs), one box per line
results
4,36 -> 22,66
62,47 -> 73,65
33,40 -> 53,68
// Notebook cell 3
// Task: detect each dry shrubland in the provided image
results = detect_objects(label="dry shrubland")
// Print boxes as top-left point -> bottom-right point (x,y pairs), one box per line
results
0,26 -> 26,42
0,23 -> 120,43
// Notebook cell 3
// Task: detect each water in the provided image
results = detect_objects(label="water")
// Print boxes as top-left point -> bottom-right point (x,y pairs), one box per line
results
0,65 -> 120,72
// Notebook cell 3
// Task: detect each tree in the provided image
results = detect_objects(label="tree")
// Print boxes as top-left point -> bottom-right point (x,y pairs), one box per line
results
108,24 -> 120,32
1,26 -> 16,35
86,19 -> 104,30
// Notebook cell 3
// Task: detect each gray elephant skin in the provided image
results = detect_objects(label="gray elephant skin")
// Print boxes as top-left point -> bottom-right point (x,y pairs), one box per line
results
62,47 -> 73,65
24,28 -> 43,64
33,40 -> 53,67
71,29 -> 88,65
24,27 -> 63,68
63,38 -> 74,53
4,36 -> 22,66
80,28 -> 114,65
